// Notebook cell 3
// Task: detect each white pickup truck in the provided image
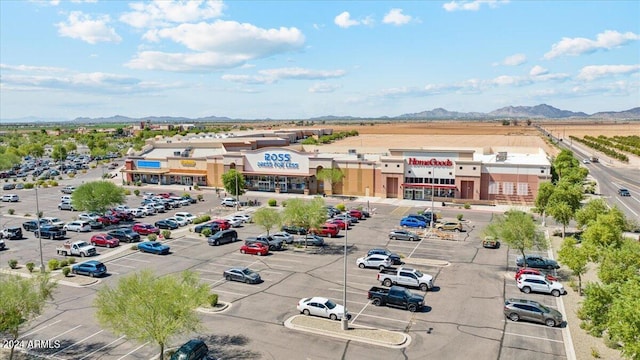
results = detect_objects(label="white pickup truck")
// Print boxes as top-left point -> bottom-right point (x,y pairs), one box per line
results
56,241 -> 97,257
377,267 -> 434,292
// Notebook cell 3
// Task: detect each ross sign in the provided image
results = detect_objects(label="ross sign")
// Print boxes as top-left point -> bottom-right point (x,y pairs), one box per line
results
257,153 -> 299,169
408,158 -> 453,167
180,160 -> 196,167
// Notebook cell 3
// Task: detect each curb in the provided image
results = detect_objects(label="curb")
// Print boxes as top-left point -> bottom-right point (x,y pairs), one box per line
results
196,301 -> 232,314
403,257 -> 450,267
284,315 -> 410,349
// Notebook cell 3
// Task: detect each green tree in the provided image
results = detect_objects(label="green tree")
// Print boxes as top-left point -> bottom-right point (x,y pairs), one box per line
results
282,198 -> 327,245
73,181 -> 126,214
598,240 -> 640,285
51,143 -> 68,163
575,199 -> 610,229
95,270 -> 209,360
557,237 -> 589,295
534,181 -> 555,225
547,201 -> 573,238
553,149 -> 580,180
548,180 -> 583,213
578,282 -> 615,337
252,207 -> 282,235
0,151 -> 21,171
221,169 -> 246,197
0,274 -> 56,360
607,277 -> 640,360
484,209 -> 546,266
581,212 -> 626,261
64,141 -> 77,154
316,168 -> 345,194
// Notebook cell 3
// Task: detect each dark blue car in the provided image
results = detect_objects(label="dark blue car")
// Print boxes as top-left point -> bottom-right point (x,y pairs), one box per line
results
138,241 -> 170,255
72,260 -> 107,277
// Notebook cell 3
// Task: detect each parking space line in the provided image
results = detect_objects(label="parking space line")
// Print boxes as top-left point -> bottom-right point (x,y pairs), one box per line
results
49,325 -> 82,340
328,288 -> 369,296
197,268 -> 221,274
78,335 -> 126,360
51,330 -> 104,356
327,297 -> 369,306
357,313 -> 412,324
504,332 -> 564,343
346,273 -> 376,279
210,289 -> 249,296
120,257 -> 150,263
257,269 -> 284,275
350,301 -> 371,325
116,341 -> 149,360
20,320 -> 62,338
106,262 -> 136,269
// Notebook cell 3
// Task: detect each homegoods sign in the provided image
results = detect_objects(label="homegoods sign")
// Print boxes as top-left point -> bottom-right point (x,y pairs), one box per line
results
408,158 -> 453,167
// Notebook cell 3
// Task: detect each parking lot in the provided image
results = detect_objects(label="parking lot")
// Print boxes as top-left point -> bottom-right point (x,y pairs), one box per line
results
1,180 -> 570,359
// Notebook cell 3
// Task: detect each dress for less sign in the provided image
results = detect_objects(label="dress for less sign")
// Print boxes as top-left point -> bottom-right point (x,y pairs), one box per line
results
244,151 -> 309,174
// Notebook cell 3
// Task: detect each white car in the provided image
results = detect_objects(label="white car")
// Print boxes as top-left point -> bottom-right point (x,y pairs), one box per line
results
231,214 -> 252,223
130,208 -> 146,218
114,205 -> 131,213
297,297 -> 350,321
175,212 -> 196,223
221,197 -> 238,207
271,232 -> 294,244
225,218 -> 243,228
166,216 -> 188,227
356,255 -> 392,270
2,194 -> 20,202
141,205 -> 156,215
63,221 -> 91,232
42,217 -> 65,227
78,213 -> 99,221
517,274 -> 566,297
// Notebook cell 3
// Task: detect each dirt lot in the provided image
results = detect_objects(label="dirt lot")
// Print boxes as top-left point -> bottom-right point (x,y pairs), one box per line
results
540,122 -> 640,138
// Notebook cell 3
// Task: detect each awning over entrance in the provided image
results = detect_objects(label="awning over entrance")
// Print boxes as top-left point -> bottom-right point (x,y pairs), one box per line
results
402,184 -> 457,189
167,171 -> 207,176
244,171 -> 312,177
121,169 -> 170,174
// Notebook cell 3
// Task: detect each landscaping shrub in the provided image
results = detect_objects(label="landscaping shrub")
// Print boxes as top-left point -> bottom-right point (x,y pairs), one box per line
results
131,244 -> 138,250
202,228 -> 212,237
281,200 -> 287,207
197,194 -> 204,201
60,259 -> 69,267
26,262 -> 35,273
457,214 -> 464,221
24,183 -> 34,189
148,234 -> 158,241
62,267 -> 71,277
268,199 -> 277,207
8,259 -> 18,269
161,230 -> 171,239
208,293 -> 219,307
463,203 -> 471,209
123,189 -> 131,196
67,257 -> 76,264
192,215 -> 211,224
8,209 -> 15,215
336,203 -> 346,212
134,189 -> 140,196
48,259 -> 60,271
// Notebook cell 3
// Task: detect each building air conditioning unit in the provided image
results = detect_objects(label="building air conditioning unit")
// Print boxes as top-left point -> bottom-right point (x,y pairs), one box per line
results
173,151 -> 181,156
357,153 -> 364,160
348,149 -> 357,155
496,152 -> 507,162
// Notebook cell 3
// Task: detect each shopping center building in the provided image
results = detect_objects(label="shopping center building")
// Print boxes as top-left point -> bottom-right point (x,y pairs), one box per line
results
122,128 -> 551,204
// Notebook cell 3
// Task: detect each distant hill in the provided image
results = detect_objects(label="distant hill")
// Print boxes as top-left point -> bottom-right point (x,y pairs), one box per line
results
1,104 -> 638,124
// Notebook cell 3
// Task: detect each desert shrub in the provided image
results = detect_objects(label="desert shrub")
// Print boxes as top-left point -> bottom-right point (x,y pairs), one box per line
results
161,230 -> 171,239
123,189 -> 131,196
193,215 -> 211,224
197,194 -> 204,201
49,180 -> 59,186
8,259 -> 18,269
281,200 -> 287,207
48,259 -> 60,271
67,257 -> 76,264
60,259 -> 69,267
8,209 -> 15,215
26,262 -> 35,273
133,189 -> 140,196
131,244 -> 138,250
68,173 -> 75,178
463,203 -> 471,209
41,183 -> 49,188
62,267 -> 71,277
201,228 -> 212,237
147,234 -> 158,241
24,183 -> 34,189
590,347 -> 601,358
208,293 -> 219,307
336,203 -> 346,212
457,214 -> 464,221
193,184 -> 200,190
268,199 -> 277,207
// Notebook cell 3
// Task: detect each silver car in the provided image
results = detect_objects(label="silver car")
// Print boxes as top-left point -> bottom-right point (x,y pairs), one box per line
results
388,229 -> 420,241
504,298 -> 563,327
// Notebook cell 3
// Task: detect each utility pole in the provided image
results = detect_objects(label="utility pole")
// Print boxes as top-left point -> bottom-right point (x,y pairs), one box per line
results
36,186 -> 44,273
341,223 -> 349,330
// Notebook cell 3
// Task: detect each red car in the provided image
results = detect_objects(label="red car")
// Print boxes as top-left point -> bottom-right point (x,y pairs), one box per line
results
132,223 -> 160,235
109,209 -> 133,222
90,233 -> 120,248
326,219 -> 348,230
212,219 -> 231,230
348,209 -> 364,220
515,268 -> 558,282
310,224 -> 340,238
240,243 -> 269,256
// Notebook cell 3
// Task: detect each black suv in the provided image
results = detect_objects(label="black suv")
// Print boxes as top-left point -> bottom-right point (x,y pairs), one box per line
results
207,229 -> 238,246
618,188 -> 631,197
1,227 -> 23,240
108,229 -> 141,243
281,224 -> 307,235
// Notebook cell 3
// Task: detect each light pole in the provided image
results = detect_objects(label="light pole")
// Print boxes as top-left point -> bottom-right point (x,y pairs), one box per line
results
35,186 -> 44,273
342,223 -> 349,330
431,165 -> 435,230
235,171 -> 240,211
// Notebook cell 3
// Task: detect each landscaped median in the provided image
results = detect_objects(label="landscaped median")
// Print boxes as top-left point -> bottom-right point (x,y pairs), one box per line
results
284,315 -> 410,348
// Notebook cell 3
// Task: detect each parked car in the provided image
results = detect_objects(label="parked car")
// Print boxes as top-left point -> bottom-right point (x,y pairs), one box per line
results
367,248 -> 401,265
130,208 -> 146,218
108,228 -> 141,243
223,267 -> 261,284
482,236 -> 500,248
1,227 -> 23,240
326,218 -> 348,230
225,217 -> 243,228
240,242 -> 269,256
211,219 -> 231,230
504,298 -> 564,327
58,201 -> 76,211
194,222 -> 220,234
165,216 -> 188,227
175,212 -> 197,223
400,217 -> 426,228
618,188 -> 631,197
377,267 -> 434,291
90,234 -> 120,248
138,241 -> 170,255
309,224 -> 339,238
71,260 -> 107,277
282,224 -> 307,235
170,339 -> 208,360
347,209 -> 364,220
271,231 -> 294,244
230,214 -> 252,223
435,220 -> 463,232
22,219 -> 47,232
245,235 -> 283,251
515,255 -> 560,269
42,217 -> 65,227
388,229 -> 420,241
132,223 -> 160,235
1,194 -> 19,202
356,255 -> 392,270
297,297 -> 350,321
154,219 -> 179,230
334,214 -> 357,224
3,183 -> 16,190
220,197 -> 238,207
515,268 -> 558,282
34,225 -> 66,240
517,274 -> 566,297
207,229 -> 238,246
63,221 -> 91,233
88,220 -> 104,230
367,285 -> 424,312
293,234 -> 325,247
407,213 -> 433,226
78,213 -> 100,222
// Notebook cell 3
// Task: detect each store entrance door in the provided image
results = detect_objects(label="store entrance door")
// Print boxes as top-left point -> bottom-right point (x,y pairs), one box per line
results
258,181 -> 271,191
279,177 -> 288,192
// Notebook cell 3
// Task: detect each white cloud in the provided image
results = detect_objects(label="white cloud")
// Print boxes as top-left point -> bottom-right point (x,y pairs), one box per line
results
529,65 -> 548,77
129,20 -> 305,71
309,83 -> 341,93
383,8 -> 412,26
503,53 -> 526,66
577,64 -> 640,81
56,11 -> 122,44
443,0 -> 509,12
544,30 -> 640,59
334,11 -> 360,28
491,75 -> 531,86
222,67 -> 346,84
0,64 -> 67,73
120,0 -> 224,29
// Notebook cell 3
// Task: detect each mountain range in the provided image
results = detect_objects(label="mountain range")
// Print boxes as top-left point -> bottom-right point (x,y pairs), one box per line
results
2,104 -> 639,124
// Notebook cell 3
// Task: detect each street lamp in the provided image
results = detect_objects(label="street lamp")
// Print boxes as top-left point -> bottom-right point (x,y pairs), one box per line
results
342,223 -> 349,330
431,165 -> 435,230
35,186 -> 44,273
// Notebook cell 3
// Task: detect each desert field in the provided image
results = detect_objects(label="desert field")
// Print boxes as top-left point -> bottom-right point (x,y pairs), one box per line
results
539,122 -> 640,138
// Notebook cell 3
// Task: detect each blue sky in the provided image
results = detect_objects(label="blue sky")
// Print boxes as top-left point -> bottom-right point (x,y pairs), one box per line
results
1,0 -> 639,121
